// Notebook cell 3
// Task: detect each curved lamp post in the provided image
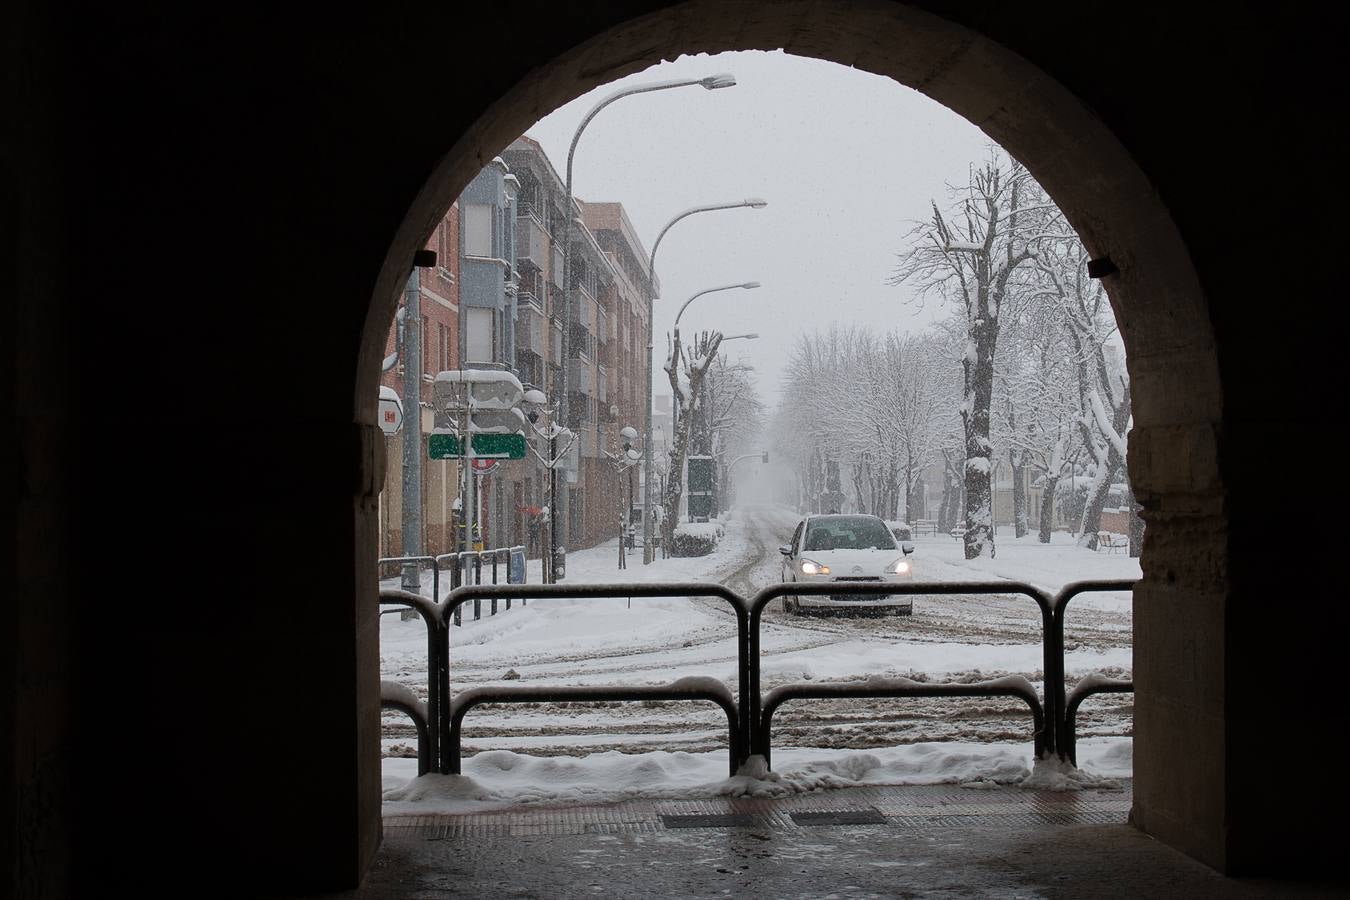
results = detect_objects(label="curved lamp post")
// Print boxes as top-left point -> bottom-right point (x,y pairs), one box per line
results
673,281 -> 760,331
641,200 -> 766,563
552,72 -> 736,582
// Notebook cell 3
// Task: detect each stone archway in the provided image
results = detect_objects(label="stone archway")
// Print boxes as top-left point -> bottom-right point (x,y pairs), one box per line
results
362,0 -> 1225,873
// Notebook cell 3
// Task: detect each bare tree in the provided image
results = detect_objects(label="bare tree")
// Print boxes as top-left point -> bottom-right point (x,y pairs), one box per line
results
661,328 -> 724,549
1032,234 -> 1132,551
892,151 -> 1049,558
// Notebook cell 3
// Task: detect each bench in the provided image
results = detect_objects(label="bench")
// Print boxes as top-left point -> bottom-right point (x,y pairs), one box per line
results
1097,531 -> 1127,553
949,525 -> 967,540
914,519 -> 940,537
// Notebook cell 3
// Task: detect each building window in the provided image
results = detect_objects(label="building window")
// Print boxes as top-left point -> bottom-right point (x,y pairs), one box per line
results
466,307 -> 494,363
464,204 -> 493,257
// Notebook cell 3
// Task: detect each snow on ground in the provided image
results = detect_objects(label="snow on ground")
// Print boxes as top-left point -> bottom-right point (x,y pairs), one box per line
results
912,528 -> 1140,611
382,737 -> 1131,815
379,506 -> 1138,812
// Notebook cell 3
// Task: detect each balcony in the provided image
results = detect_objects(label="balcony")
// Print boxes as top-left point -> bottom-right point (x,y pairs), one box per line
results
516,288 -> 544,314
567,359 -> 593,396
516,305 -> 546,357
515,215 -> 549,277
549,245 -> 564,287
569,322 -> 594,361
569,295 -> 592,331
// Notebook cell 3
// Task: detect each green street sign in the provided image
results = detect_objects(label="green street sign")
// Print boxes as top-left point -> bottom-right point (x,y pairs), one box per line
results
428,433 -> 527,460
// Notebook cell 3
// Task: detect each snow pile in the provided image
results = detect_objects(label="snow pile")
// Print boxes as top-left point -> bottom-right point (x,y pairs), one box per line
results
383,772 -> 496,804
1019,755 -> 1122,791
383,738 -> 1139,815
718,746 -> 1029,798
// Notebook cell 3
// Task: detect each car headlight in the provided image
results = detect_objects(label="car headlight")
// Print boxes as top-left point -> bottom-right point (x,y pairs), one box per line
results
800,559 -> 831,576
890,559 -> 911,575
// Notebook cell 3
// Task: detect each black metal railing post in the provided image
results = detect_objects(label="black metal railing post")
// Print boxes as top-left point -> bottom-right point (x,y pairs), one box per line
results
437,582 -> 745,775
747,581 -> 1056,760
1052,580 -> 1138,760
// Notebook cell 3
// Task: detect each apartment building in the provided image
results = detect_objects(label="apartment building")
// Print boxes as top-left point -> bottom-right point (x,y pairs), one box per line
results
378,203 -> 462,558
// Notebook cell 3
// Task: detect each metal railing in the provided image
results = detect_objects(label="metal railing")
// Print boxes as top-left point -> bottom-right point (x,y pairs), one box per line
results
379,546 -> 526,626
378,578 -> 1137,777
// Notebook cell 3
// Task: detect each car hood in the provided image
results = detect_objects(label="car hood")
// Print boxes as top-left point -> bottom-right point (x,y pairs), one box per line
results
802,548 -> 903,573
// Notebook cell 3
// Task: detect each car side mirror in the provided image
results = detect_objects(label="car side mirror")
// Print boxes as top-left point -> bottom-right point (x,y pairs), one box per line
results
902,542 -> 915,555
779,545 -> 792,556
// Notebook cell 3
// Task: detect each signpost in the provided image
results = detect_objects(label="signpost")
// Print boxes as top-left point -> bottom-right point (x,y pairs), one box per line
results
431,369 -> 528,554
377,386 -> 403,435
428,433 -> 527,460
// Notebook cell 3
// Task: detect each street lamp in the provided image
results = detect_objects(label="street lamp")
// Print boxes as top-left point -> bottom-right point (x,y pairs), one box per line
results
522,388 -> 575,582
603,420 -> 642,570
556,73 -> 737,581
672,282 -> 760,332
642,199 -> 767,564
668,284 -> 760,442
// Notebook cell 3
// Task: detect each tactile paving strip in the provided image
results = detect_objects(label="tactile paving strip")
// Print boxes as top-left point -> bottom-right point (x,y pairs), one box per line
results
386,782 -> 1133,837
661,813 -> 761,829
790,809 -> 888,826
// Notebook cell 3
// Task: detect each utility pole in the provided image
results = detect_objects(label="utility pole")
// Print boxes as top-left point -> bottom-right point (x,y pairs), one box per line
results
400,266 -> 423,593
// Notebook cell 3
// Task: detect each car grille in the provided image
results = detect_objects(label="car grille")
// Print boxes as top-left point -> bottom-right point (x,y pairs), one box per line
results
832,576 -> 883,602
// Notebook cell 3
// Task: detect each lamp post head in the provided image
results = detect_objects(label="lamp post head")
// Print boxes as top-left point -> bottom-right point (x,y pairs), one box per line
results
523,389 -> 548,406
620,426 -> 639,442
740,281 -> 761,290
745,198 -> 768,208
700,73 -> 737,90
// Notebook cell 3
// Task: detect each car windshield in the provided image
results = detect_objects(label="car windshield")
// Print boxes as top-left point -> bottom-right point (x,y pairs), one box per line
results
803,517 -> 897,551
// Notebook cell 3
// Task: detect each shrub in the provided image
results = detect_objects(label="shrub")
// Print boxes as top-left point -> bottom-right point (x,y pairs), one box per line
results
672,522 -> 720,557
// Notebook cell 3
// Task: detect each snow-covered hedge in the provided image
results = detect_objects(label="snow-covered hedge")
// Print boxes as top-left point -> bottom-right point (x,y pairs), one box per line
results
672,521 -> 722,557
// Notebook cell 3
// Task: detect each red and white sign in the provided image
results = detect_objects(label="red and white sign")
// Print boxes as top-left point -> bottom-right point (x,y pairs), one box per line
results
471,458 -> 498,473
378,388 -> 403,435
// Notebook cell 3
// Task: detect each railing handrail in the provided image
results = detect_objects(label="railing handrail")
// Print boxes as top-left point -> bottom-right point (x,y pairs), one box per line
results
377,577 -> 1138,778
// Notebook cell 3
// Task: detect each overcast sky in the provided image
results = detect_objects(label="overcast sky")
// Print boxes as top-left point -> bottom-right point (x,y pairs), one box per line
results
522,49 -> 994,408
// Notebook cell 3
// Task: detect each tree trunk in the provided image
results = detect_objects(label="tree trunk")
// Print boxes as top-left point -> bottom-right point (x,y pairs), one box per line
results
852,458 -> 868,515
962,310 -> 998,559
1076,457 -> 1121,550
660,408 -> 693,551
1127,483 -> 1144,557
1011,451 -> 1028,538
1038,474 -> 1058,544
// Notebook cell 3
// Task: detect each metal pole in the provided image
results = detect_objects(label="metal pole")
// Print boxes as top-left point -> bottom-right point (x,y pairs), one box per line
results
400,268 -> 423,594
558,77 -> 739,570
547,430 -> 557,583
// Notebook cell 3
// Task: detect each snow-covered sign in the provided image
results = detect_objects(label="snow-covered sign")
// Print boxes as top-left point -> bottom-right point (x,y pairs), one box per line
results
378,386 -> 403,435
433,369 -> 524,410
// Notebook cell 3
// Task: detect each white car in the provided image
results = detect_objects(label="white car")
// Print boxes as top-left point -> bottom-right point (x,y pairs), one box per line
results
779,514 -> 915,616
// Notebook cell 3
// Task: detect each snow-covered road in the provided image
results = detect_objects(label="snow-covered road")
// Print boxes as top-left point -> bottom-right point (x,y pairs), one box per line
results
379,506 -> 1135,761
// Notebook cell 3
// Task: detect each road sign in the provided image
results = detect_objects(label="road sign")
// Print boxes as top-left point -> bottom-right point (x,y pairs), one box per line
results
377,387 -> 403,435
432,369 -> 524,410
471,458 -> 498,473
428,432 -> 527,460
